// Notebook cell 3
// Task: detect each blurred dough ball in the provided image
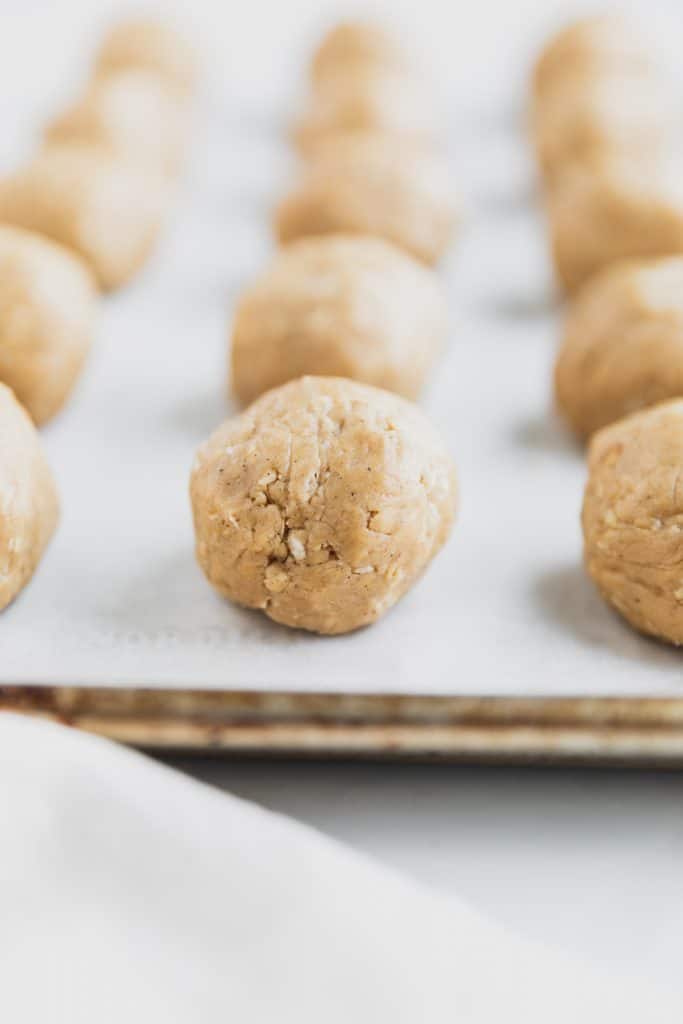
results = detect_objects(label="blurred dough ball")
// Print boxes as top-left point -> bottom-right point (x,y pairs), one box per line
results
0,148 -> 169,292
532,14 -> 654,100
190,375 -> 457,635
545,160 -> 683,293
275,140 -> 457,266
0,383 -> 59,611
311,20 -> 413,91
94,17 -> 197,97
583,399 -> 683,645
231,235 -> 447,405
0,226 -> 96,426
45,70 -> 189,178
294,67 -> 437,157
532,71 -> 674,179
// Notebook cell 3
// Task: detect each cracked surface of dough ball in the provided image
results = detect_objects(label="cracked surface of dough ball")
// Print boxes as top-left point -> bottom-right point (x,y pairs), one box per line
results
556,257 -> 683,439
311,20 -> 413,90
546,161 -> 683,293
190,376 -> 457,635
583,399 -> 683,645
294,67 -> 436,157
275,143 -> 456,266
231,235 -> 447,405
45,70 -> 188,177
94,18 -> 197,97
0,226 -> 97,425
0,148 -> 169,291
0,383 -> 59,611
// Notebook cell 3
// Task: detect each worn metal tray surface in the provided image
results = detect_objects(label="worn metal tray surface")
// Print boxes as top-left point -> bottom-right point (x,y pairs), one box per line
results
2,6 -> 683,763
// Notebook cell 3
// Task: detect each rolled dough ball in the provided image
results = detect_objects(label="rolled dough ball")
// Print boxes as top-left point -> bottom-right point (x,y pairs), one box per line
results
555,257 -> 683,439
0,383 -> 59,611
293,67 -> 436,157
0,148 -> 169,291
583,399 -> 683,645
94,18 -> 197,97
546,160 -> 683,293
275,142 -> 456,266
231,235 -> 447,405
44,70 -> 189,178
0,226 -> 96,425
311,20 -> 413,91
190,376 -> 457,635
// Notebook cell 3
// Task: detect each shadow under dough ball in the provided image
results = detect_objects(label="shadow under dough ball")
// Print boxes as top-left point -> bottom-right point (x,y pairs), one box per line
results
0,147 -> 169,292
0,226 -> 97,425
0,384 -> 59,611
190,376 -> 457,635
556,256 -> 683,440
230,235 -> 447,405
583,399 -> 683,645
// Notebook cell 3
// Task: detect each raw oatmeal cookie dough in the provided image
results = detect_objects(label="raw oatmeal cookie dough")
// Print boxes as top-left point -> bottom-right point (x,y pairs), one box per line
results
275,142 -> 456,266
311,20 -> 413,91
583,399 -> 683,645
0,147 -> 169,291
231,235 -> 447,405
94,18 -> 197,98
0,383 -> 59,611
190,376 -> 457,635
546,160 -> 683,293
45,70 -> 189,178
0,226 -> 97,425
555,257 -> 683,440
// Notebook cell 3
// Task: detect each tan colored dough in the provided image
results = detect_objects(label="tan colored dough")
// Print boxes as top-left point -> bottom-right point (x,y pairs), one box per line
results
0,383 -> 59,611
190,376 -> 457,635
0,226 -> 96,425
0,148 -> 169,291
44,69 -> 188,178
546,160 -> 683,293
583,399 -> 683,645
94,18 -> 197,97
231,235 -> 447,405
311,20 -> 413,91
555,257 -> 683,439
275,142 -> 456,266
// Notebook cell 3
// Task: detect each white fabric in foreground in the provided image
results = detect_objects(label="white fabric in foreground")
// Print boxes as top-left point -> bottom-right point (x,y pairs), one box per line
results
0,714 -> 675,1022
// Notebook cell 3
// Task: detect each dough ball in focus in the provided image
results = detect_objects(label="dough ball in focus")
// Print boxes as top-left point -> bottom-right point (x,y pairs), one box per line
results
275,142 -> 456,266
556,257 -> 683,439
0,383 -> 59,611
0,226 -> 97,425
583,399 -> 683,645
94,17 -> 197,97
311,20 -> 413,91
190,376 -> 457,635
0,148 -> 169,291
231,235 -> 447,405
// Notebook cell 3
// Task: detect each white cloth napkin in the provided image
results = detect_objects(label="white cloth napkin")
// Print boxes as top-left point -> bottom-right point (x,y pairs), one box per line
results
0,713 -> 675,1022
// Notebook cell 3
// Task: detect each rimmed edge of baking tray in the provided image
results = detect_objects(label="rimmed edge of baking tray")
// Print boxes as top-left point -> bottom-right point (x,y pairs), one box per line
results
4,686 -> 683,766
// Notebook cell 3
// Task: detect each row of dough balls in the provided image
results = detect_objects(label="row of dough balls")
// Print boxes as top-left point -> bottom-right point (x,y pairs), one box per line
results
0,18 -> 197,613
532,15 -> 683,294
191,22 -> 458,635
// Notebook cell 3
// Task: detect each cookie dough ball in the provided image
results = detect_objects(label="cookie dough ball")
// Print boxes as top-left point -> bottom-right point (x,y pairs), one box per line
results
275,142 -> 457,266
0,226 -> 96,425
190,376 -> 457,634
94,17 -> 197,98
311,20 -> 413,91
294,67 -> 436,157
555,257 -> 683,439
546,160 -> 683,293
0,384 -> 59,611
583,399 -> 683,645
45,70 -> 188,178
231,235 -> 447,405
0,148 -> 169,291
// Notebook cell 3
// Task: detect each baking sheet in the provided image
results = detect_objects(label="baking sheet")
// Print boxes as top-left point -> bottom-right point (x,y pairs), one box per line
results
3,4 -> 683,701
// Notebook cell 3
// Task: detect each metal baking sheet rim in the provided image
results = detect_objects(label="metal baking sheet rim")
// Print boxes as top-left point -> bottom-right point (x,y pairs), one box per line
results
5,686 -> 683,765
